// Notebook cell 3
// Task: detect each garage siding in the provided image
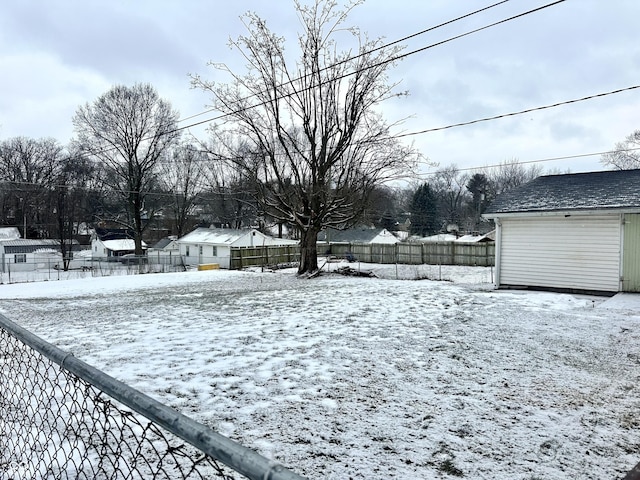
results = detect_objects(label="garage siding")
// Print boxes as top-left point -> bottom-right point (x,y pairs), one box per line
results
623,214 -> 640,292
500,215 -> 621,292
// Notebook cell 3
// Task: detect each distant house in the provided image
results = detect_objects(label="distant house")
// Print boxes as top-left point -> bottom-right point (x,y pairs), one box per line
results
150,236 -> 179,252
177,227 -> 297,269
91,228 -> 147,261
317,227 -> 399,245
483,169 -> 640,294
147,236 -> 180,265
0,227 -> 21,241
0,238 -> 61,273
0,228 -> 81,272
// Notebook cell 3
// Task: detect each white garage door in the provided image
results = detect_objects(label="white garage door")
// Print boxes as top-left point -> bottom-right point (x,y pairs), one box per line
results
500,215 -> 621,293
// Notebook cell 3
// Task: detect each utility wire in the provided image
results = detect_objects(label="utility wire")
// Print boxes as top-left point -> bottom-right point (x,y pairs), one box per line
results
177,0 -> 512,124
416,149 -> 639,177
68,1 -> 524,161
396,85 -> 640,138
174,0 -> 565,134
11,2 -> 623,194
164,83 -> 640,162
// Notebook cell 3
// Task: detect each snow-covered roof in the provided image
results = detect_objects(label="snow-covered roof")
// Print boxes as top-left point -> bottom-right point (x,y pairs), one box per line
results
484,169 -> 640,215
419,233 -> 457,243
318,228 -> 398,244
1,239 -> 60,247
178,227 -> 261,245
33,248 -> 61,255
0,227 -> 21,240
455,231 -> 495,242
417,232 -> 494,243
102,239 -> 146,251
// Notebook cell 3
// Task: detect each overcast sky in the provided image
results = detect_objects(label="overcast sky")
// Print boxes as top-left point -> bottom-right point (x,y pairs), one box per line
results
1,0 -> 639,178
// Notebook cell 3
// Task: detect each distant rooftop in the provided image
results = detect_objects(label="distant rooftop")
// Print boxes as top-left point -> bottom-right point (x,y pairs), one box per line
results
317,228 -> 391,243
484,169 -> 640,215
0,227 -> 21,240
179,227 -> 257,245
1,239 -> 59,247
152,237 -> 176,250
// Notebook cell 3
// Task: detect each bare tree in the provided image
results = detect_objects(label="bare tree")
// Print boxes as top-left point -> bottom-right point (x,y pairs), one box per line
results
362,185 -> 402,231
159,142 -> 208,237
191,0 -> 418,274
198,143 -> 261,230
486,159 -> 543,196
466,172 -> 489,232
73,83 -> 180,254
432,165 -> 469,233
0,137 -> 63,238
601,130 -> 640,170
52,148 -> 96,270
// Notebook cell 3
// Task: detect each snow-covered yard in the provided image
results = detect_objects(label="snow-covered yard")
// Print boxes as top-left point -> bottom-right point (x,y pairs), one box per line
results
0,264 -> 639,479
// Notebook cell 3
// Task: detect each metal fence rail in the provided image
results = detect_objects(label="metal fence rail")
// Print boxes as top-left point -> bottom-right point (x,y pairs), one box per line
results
0,314 -> 306,480
0,255 -> 187,284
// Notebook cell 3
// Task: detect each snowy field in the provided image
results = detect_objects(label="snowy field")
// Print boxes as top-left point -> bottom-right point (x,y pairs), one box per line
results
1,263 -> 639,479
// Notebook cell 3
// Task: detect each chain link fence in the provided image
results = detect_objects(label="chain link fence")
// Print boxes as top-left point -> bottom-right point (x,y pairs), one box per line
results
0,314 -> 305,480
0,253 -> 187,284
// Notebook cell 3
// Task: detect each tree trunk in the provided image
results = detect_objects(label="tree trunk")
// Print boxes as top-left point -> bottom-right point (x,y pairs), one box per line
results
298,227 -> 319,275
133,193 -> 144,255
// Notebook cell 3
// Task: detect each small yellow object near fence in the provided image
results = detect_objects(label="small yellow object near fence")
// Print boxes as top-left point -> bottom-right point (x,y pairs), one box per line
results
198,263 -> 220,271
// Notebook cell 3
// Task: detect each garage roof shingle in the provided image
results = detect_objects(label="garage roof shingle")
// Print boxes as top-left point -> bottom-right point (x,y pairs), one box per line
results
485,169 -> 640,215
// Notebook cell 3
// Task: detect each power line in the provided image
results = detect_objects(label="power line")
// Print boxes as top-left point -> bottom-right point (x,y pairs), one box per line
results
415,149 -> 640,178
385,0 -> 566,64
177,0 -> 513,124
8,2 -> 629,193
167,83 -> 640,164
5,147 -> 639,196
174,0 -> 565,134
395,85 -> 640,138
67,1 -> 526,162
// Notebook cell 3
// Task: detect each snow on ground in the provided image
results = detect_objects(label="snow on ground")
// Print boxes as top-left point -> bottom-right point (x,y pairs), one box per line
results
1,263 -> 640,479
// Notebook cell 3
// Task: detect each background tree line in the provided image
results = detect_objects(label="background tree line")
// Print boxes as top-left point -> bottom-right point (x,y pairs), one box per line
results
2,120 -> 630,264
0,132 -> 268,261
0,128 -> 544,247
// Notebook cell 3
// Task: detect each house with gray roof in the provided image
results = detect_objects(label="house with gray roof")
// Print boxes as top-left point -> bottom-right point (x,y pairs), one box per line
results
147,236 -> 180,266
149,236 -> 180,252
0,238 -> 62,273
483,169 -> 640,294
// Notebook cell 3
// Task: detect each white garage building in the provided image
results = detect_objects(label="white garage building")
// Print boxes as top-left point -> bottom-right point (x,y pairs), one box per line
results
483,169 -> 640,294
177,227 -> 298,269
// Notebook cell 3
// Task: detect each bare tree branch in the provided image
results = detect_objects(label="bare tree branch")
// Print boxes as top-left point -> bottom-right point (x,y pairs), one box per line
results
192,0 -> 419,274
73,83 -> 180,254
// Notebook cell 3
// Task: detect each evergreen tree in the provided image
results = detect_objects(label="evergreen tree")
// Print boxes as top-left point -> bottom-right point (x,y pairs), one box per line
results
410,183 -> 438,237
466,173 -> 489,231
